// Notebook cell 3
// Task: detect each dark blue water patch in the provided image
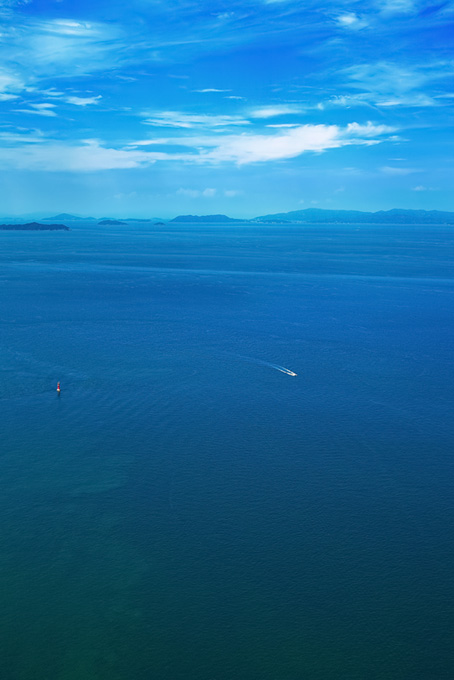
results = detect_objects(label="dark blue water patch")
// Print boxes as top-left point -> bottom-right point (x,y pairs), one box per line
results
0,224 -> 453,679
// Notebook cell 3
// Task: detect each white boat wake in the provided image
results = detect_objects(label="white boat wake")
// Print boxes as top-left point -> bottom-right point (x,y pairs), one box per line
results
233,354 -> 297,376
264,362 -> 297,377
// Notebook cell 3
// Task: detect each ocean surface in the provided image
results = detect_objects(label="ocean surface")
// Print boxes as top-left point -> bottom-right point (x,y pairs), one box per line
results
0,222 -> 453,679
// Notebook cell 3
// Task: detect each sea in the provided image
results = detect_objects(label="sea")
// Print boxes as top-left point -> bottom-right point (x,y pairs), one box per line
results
0,221 -> 453,679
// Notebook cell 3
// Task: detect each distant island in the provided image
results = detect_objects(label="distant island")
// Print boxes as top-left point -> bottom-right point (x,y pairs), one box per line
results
41,214 -> 162,224
43,213 -> 95,221
32,208 -> 454,226
254,208 -> 454,224
170,214 -> 243,223
98,219 -> 127,226
0,222 -> 70,231
157,209 -> 454,224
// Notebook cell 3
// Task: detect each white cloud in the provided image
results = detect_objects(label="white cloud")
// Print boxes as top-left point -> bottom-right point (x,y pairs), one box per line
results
266,123 -> 301,128
114,191 -> 137,199
216,12 -> 235,20
0,129 -> 45,144
66,95 -> 102,106
32,103 -> 56,110
378,94 -> 435,107
176,187 -> 217,197
15,103 -> 58,117
0,68 -> 25,98
345,121 -> 394,137
0,17 -> 123,90
224,189 -> 242,197
249,105 -> 302,118
0,139 -> 157,171
412,185 -> 438,191
38,19 -> 96,36
345,62 -> 425,94
176,188 -> 200,198
377,0 -> 417,14
39,88 -> 65,98
142,111 -> 249,128
176,121 -> 395,164
193,88 -> 231,93
0,122 -> 397,171
381,166 -> 419,175
336,13 -> 369,29
342,61 -> 454,108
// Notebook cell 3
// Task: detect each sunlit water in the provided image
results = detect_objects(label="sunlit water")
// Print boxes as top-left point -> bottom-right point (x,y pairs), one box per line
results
0,222 -> 453,679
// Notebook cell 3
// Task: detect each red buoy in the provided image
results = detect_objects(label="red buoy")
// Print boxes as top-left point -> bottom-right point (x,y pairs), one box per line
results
57,382 -> 61,393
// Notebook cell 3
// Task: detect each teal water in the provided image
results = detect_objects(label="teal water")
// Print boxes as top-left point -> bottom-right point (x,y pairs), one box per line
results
0,223 -> 453,679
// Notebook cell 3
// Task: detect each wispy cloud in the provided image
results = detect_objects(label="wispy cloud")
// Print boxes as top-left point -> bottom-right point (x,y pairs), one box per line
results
197,122 -> 395,164
215,12 -> 236,21
15,103 -> 58,117
381,165 -> 419,174
26,18 -> 122,72
345,121 -> 395,137
193,88 -> 231,93
114,191 -> 138,200
66,95 -> 102,106
0,68 -> 25,98
342,60 -> 454,108
131,121 -> 396,164
0,139 -> 157,171
0,17 -> 124,96
38,88 -> 65,98
177,187 -> 217,197
249,105 -> 302,118
336,13 -> 369,29
0,120 -> 396,172
0,128 -> 46,144
141,111 -> 249,128
345,62 -> 425,95
376,0 -> 418,14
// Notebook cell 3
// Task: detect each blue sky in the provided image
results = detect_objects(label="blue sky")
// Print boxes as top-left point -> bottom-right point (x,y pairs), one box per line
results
0,0 -> 453,217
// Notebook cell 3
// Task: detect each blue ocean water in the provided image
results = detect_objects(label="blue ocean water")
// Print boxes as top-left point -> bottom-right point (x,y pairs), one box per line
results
0,222 -> 453,679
